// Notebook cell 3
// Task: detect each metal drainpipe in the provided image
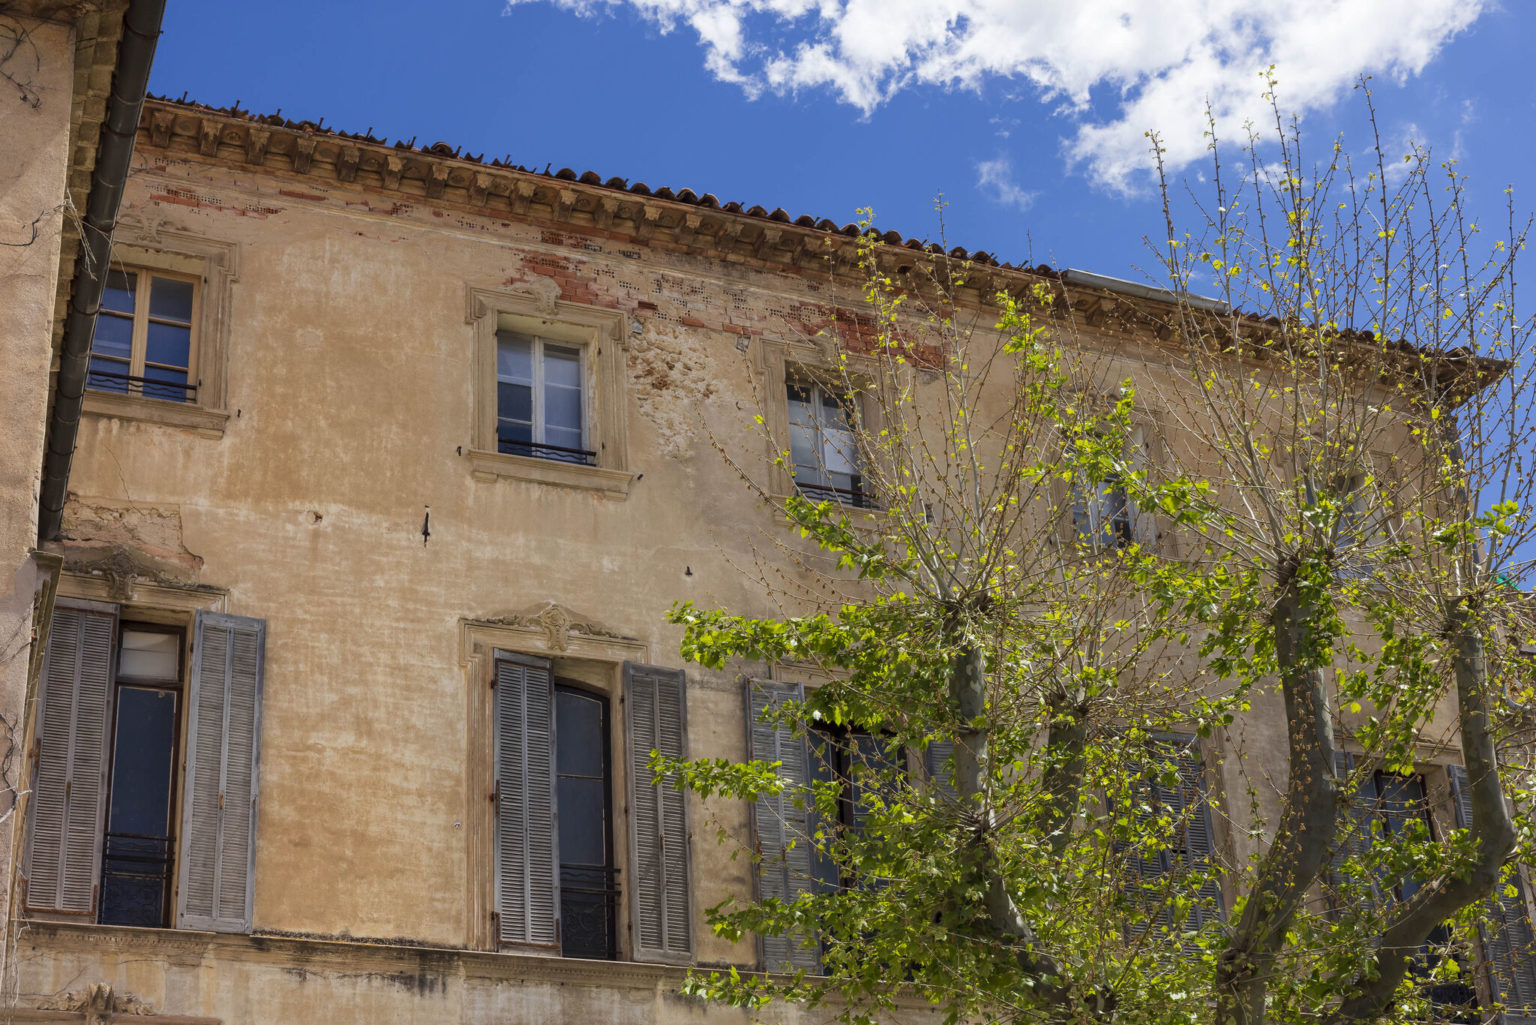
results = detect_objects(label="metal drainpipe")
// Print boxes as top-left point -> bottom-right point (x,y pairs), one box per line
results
36,0 -> 167,543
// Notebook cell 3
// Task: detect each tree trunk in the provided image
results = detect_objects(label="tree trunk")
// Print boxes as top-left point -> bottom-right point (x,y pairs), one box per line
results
948,642 -> 1072,996
1036,688 -> 1089,856
1214,575 -> 1340,1025
1328,598 -> 1515,1023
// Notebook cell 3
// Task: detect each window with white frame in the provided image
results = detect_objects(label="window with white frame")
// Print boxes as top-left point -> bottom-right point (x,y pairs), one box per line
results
787,377 -> 869,507
496,331 -> 589,465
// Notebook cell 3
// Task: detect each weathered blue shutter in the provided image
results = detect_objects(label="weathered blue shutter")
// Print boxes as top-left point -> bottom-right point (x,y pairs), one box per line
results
1450,764 -> 1536,1023
745,678 -> 819,973
24,600 -> 117,915
177,611 -> 265,933
625,662 -> 693,963
492,652 -> 558,948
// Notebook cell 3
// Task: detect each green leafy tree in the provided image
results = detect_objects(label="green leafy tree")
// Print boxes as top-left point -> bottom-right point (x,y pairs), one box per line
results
659,89 -> 1536,1025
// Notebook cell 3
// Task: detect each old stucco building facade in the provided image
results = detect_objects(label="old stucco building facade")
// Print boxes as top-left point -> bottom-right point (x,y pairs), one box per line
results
4,5 -> 1536,1025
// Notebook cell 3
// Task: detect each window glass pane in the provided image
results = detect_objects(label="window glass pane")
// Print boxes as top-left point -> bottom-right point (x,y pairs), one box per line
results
498,381 -> 533,426
90,312 -> 134,360
496,333 -> 534,384
544,426 -> 584,456
788,384 -> 814,427
100,686 -> 177,928
556,690 -> 605,777
497,421 -> 534,453
148,277 -> 194,323
544,385 -> 582,434
119,629 -> 179,679
822,426 -> 859,477
141,366 -> 190,403
103,270 -> 137,315
544,345 -> 581,388
88,356 -> 130,393
790,422 -> 821,479
557,777 -> 607,866
146,322 -> 191,370
820,389 -> 853,432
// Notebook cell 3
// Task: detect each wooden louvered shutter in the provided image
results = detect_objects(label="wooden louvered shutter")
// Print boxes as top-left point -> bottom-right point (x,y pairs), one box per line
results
24,600 -> 117,915
1156,733 -> 1224,930
924,740 -> 958,802
1328,750 -> 1380,911
745,678 -> 819,973
176,612 -> 264,933
1450,764 -> 1536,1022
492,652 -> 558,948
625,662 -> 694,962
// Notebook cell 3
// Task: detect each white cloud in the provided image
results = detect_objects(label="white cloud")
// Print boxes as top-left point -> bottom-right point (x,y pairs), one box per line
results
976,156 -> 1036,210
506,0 -> 1486,192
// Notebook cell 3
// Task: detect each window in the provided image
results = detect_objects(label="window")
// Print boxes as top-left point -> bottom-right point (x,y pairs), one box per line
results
1333,758 -> 1481,1014
1335,471 -> 1394,579
491,654 -> 692,963
24,601 -> 265,934
747,679 -> 906,972
88,268 -> 199,402
1117,733 -> 1225,940
497,332 -> 591,465
1069,424 -> 1152,551
787,378 -> 871,507
1449,764 -> 1536,1018
467,286 -> 634,496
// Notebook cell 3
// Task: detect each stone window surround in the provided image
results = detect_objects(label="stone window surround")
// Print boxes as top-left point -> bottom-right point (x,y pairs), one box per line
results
458,613 -> 649,956
465,285 -> 635,499
80,230 -> 238,439
754,335 -> 886,512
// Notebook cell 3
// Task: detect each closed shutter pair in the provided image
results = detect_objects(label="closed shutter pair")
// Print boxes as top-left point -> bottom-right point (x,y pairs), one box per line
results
1449,764 -> 1536,1024
492,655 -> 693,962
24,601 -> 264,933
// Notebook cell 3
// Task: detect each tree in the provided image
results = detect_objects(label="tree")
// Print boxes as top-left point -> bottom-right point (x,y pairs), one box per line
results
658,90 -> 1536,1025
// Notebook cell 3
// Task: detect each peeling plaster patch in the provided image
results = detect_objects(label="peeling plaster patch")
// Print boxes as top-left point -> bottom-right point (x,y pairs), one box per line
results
628,323 -> 718,458
60,496 -> 204,574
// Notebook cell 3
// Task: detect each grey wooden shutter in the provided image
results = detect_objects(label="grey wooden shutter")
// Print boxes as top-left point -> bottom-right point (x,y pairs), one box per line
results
625,662 -> 694,962
23,600 -> 117,915
176,611 -> 265,933
1328,750 -> 1381,913
924,740 -> 958,802
1158,733 -> 1224,930
1450,764 -> 1536,1022
745,678 -> 819,973
492,652 -> 558,948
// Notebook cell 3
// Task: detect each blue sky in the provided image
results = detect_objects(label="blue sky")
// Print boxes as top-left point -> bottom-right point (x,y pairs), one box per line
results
148,1 -> 1530,284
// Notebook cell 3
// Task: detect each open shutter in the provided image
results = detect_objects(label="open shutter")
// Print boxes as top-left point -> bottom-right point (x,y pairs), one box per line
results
492,652 -> 558,948
1150,733 -> 1224,934
923,740 -> 958,802
1451,764 -> 1536,1023
1327,750 -> 1380,914
625,662 -> 693,963
176,612 -> 264,933
23,600 -> 117,915
745,678 -> 819,973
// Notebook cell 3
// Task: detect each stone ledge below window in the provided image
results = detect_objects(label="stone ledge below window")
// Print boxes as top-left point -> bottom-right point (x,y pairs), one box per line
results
467,448 -> 635,499
82,392 -> 230,438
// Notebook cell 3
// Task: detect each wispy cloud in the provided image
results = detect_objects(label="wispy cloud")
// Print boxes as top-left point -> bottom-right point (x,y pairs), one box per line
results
975,156 -> 1036,210
506,0 -> 1486,192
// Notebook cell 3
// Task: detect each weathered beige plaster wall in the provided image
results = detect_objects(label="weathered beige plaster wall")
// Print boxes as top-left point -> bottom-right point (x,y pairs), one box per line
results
0,12 -> 84,987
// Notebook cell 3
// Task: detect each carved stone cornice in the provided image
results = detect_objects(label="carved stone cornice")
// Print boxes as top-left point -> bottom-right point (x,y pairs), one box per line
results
134,99 -> 1045,296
